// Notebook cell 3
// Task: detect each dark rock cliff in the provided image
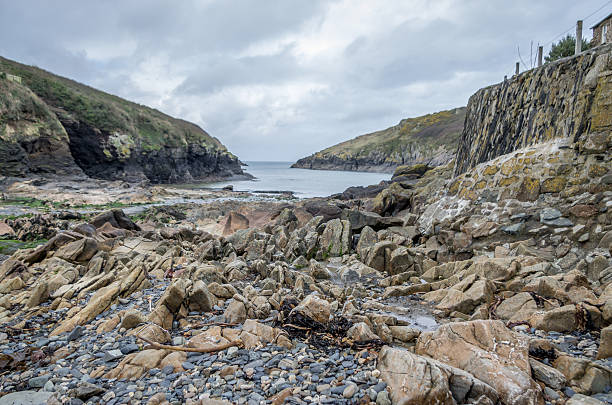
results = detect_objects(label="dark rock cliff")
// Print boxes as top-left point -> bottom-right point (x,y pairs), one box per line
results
454,43 -> 612,176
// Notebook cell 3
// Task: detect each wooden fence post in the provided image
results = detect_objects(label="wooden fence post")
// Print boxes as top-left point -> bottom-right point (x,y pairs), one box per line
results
576,20 -> 583,55
538,46 -> 543,67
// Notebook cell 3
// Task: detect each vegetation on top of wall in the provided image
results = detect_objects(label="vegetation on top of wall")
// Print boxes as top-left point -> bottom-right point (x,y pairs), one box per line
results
546,34 -> 591,62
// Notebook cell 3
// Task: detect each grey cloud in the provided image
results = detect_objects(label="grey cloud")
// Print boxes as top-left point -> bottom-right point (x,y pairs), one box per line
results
0,0 -> 607,161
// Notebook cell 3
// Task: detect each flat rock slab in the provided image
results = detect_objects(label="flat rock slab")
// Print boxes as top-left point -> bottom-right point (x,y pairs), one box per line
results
0,391 -> 53,405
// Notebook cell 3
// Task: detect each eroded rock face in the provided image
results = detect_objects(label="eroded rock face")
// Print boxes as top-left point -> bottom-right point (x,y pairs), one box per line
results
416,320 -> 543,405
378,346 -> 500,405
319,218 -> 351,258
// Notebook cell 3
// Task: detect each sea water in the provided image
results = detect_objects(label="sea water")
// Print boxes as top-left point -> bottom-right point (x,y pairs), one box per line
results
205,161 -> 390,198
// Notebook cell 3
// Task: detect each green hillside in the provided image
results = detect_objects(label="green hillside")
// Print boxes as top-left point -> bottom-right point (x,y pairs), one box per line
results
293,107 -> 466,173
0,56 -> 243,182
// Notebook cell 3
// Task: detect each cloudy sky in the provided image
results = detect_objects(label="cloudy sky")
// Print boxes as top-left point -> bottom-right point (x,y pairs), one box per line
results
0,1 -> 609,161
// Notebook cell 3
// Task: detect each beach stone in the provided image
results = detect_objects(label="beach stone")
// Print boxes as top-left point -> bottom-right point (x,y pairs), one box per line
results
597,326 -> 612,360
0,391 -> 53,404
121,309 -> 146,330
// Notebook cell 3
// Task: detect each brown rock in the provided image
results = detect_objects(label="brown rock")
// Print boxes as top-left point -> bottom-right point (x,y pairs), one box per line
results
158,351 -> 186,373
121,309 -> 146,330
496,292 -> 538,322
346,322 -> 379,342
553,354 -> 612,395
531,305 -> 578,333
54,237 -> 99,263
132,323 -> 171,344
243,319 -> 277,343
290,294 -> 330,324
224,299 -> 247,324
597,325 -> 612,360
378,346 -> 499,405
569,204 -> 598,218
416,320 -> 542,405
0,221 -> 14,236
189,280 -> 216,312
223,211 -> 249,236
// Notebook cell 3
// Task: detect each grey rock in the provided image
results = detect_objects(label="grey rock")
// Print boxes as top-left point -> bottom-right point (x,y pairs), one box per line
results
28,375 -> 51,388
0,391 -> 53,405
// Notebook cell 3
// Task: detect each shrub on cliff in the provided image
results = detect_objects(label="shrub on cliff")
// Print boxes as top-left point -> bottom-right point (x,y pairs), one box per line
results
545,34 -> 591,62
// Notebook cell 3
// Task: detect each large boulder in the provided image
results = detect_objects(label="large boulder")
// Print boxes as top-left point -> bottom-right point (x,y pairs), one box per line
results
302,201 -> 343,221
289,294 -> 331,325
356,226 -> 377,259
369,182 -> 412,216
222,211 -> 249,236
365,241 -> 397,273
188,280 -> 216,312
378,346 -> 499,405
90,209 -> 140,231
54,237 -> 99,263
319,218 -> 351,258
416,320 -> 542,405
341,209 -> 402,232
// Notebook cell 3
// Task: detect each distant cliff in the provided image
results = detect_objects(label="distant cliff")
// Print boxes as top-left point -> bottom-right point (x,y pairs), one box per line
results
454,43 -> 612,176
0,56 -> 245,183
292,108 -> 466,173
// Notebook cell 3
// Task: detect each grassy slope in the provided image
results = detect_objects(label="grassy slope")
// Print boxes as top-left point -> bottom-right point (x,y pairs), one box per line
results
300,107 -> 466,166
0,78 -> 67,143
0,56 -> 229,155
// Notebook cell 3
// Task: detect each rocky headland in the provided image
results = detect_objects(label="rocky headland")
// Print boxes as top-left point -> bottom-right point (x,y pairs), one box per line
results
0,56 -> 247,184
292,107 -> 465,173
0,45 -> 611,405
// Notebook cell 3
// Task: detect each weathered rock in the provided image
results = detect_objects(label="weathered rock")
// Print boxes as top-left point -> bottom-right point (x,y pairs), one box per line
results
416,320 -> 542,405
54,237 -> 99,263
356,226 -> 377,259
378,346 -> 500,405
495,292 -> 538,322
531,305 -> 579,333
121,309 -> 146,330
224,299 -> 247,324
0,390 -> 53,404
597,325 -> 612,360
189,280 -> 216,312
553,354 -> 612,395
341,209 -> 402,232
365,241 -> 397,273
90,209 -> 140,231
319,218 -> 351,257
290,294 -> 331,324
566,394 -> 606,405
223,211 -> 249,236
388,326 -> 421,342
346,322 -> 379,342
529,358 -> 566,390
0,221 -> 15,237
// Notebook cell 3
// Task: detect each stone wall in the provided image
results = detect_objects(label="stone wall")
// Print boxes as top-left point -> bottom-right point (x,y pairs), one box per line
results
454,43 -> 612,176
448,134 -> 611,203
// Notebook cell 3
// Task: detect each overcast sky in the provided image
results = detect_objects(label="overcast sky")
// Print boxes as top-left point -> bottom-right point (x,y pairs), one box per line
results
0,1 -> 609,161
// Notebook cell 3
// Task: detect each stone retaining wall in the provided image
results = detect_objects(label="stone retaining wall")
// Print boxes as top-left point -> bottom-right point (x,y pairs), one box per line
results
454,43 -> 612,176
